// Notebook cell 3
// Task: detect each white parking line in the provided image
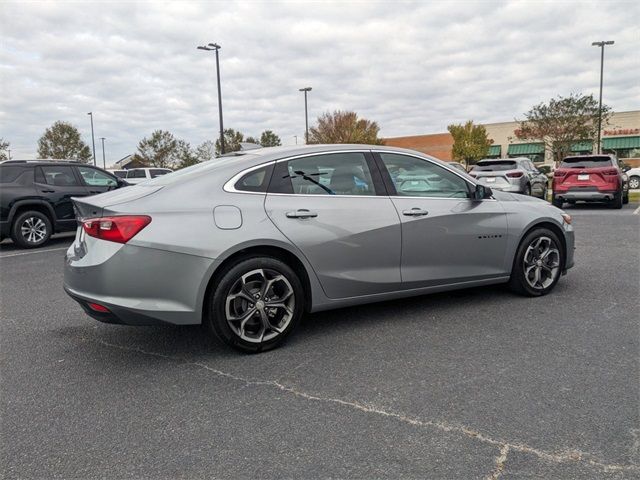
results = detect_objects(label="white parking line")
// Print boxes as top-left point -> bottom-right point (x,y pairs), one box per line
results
634,205 -> 640,215
0,246 -> 68,259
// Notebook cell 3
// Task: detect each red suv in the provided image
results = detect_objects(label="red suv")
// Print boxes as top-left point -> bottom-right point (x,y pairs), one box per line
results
552,154 -> 629,209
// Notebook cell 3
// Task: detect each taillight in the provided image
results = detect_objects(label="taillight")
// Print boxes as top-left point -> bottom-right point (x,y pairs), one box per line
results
602,168 -> 618,176
554,170 -> 567,178
82,215 -> 151,244
506,171 -> 524,178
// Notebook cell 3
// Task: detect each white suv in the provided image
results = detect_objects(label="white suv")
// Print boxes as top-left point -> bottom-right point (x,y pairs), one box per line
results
626,167 -> 640,190
125,168 -> 173,184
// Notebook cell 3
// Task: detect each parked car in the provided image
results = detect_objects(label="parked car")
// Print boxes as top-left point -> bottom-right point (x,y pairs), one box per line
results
107,169 -> 128,179
626,166 -> 640,190
552,154 -> 629,209
447,162 -> 467,173
0,160 -> 127,248
468,157 -> 548,198
125,167 -> 173,184
64,145 -> 574,353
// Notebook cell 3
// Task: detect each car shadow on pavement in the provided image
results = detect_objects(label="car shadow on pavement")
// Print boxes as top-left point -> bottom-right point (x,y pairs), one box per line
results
0,233 -> 75,253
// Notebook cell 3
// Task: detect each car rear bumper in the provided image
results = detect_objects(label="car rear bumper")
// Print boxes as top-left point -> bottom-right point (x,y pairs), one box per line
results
64,239 -> 215,326
556,190 -> 618,202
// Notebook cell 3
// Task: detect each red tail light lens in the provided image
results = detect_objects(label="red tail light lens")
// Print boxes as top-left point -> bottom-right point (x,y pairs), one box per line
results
602,168 -> 618,176
82,216 -> 151,244
506,171 -> 524,178
554,170 -> 567,178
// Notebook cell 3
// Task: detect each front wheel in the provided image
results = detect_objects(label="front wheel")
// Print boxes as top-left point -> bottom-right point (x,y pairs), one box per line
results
628,176 -> 640,190
10,211 -> 52,248
509,228 -> 564,297
207,257 -> 304,353
551,194 -> 563,208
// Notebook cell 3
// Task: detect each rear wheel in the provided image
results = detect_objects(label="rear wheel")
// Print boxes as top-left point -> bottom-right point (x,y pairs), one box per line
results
551,194 -> 563,208
207,257 -> 304,353
623,191 -> 629,204
609,192 -> 623,209
541,185 -> 548,201
10,211 -> 52,248
628,176 -> 640,190
509,228 -> 563,297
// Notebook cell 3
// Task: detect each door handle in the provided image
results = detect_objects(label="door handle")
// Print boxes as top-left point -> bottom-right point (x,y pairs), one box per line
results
286,209 -> 318,219
40,189 -> 55,193
402,208 -> 429,217
89,190 -> 101,194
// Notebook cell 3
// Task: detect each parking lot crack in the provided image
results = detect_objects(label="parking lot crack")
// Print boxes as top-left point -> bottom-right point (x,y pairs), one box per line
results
87,338 -> 640,475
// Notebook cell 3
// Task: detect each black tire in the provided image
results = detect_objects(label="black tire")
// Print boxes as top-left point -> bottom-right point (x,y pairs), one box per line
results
551,194 -> 563,208
623,192 -> 629,204
508,227 -> 564,297
10,211 -> 52,248
609,192 -> 623,209
523,184 -> 531,196
541,185 -> 548,201
207,256 -> 305,353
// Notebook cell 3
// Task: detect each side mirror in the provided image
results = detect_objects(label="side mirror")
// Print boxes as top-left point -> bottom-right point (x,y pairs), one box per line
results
472,184 -> 492,201
623,165 -> 631,172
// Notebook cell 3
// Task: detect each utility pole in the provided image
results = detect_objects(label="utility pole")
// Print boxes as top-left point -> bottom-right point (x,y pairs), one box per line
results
197,43 -> 225,154
87,112 -> 96,165
299,87 -> 312,144
100,137 -> 106,168
591,40 -> 614,154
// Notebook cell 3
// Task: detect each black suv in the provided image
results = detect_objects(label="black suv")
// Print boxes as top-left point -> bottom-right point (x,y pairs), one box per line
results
0,161 -> 128,248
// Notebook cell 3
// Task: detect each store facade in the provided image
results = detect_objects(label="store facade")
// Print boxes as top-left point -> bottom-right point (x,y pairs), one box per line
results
385,110 -> 640,166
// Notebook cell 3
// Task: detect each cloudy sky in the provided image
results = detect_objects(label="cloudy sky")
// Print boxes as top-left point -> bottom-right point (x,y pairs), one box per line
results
1,0 -> 638,164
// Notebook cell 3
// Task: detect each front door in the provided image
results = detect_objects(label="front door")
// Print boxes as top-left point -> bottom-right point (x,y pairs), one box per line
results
76,165 -> 119,195
375,152 -> 508,288
265,151 -> 402,299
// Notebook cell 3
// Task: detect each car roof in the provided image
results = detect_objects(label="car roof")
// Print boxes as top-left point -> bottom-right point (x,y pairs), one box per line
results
0,159 -> 88,167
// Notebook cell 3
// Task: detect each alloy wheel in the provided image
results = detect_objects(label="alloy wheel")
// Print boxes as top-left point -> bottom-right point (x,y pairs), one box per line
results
225,268 -> 295,343
523,236 -> 560,290
20,217 -> 48,244
629,177 -> 640,189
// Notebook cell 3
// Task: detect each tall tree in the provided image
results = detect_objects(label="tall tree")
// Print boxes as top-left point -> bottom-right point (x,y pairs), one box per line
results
176,140 -> 200,169
516,93 -> 610,164
215,128 -> 244,155
447,121 -> 492,168
37,121 -> 92,162
308,111 -> 383,144
0,138 -> 10,161
195,140 -> 216,162
132,130 -> 179,168
259,130 -> 281,147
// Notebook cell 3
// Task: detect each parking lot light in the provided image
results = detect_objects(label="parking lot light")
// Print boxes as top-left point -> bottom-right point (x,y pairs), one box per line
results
592,40 -> 615,154
197,43 -> 225,154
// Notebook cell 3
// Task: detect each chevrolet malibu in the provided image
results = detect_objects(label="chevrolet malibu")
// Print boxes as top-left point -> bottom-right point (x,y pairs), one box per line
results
64,145 -> 574,352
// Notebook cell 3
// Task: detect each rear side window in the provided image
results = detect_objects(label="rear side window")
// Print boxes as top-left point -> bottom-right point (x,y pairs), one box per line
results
150,169 -> 171,178
0,166 -> 26,183
127,169 -> 146,178
234,164 -> 274,192
40,166 -> 79,186
560,156 -> 614,168
472,161 -> 517,172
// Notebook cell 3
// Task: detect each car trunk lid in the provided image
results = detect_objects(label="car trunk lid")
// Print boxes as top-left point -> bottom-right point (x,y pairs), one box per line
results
72,185 -> 164,219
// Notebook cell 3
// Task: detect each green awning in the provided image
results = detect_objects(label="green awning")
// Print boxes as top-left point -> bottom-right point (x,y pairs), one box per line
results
571,140 -> 593,152
488,145 -> 501,156
603,136 -> 640,149
507,143 -> 545,155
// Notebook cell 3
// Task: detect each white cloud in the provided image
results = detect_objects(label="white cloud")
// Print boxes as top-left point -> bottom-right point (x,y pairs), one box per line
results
0,0 -> 638,163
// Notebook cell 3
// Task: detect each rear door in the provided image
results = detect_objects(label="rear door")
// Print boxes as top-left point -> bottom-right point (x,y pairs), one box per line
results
265,151 -> 402,299
375,151 -> 509,288
35,165 -> 89,229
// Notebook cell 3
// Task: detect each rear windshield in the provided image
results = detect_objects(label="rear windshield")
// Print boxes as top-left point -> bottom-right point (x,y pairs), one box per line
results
560,156 -> 613,168
471,160 -> 516,172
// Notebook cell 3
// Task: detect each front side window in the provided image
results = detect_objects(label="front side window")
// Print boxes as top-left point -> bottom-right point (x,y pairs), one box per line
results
77,166 -> 117,187
40,166 -> 79,186
380,153 -> 470,198
150,169 -> 171,178
127,169 -> 147,179
272,153 -> 376,196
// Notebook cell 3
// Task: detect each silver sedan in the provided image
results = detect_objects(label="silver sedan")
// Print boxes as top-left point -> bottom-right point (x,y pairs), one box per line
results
64,145 -> 575,352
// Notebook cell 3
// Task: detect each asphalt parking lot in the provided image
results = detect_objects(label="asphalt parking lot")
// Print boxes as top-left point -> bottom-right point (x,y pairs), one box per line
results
1,203 -> 639,479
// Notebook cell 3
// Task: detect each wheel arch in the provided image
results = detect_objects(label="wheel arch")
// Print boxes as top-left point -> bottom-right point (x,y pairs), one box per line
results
9,201 -> 56,228
201,243 -> 315,325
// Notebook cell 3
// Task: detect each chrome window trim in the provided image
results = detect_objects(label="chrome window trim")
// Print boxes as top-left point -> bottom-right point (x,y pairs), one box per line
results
223,161 -> 276,194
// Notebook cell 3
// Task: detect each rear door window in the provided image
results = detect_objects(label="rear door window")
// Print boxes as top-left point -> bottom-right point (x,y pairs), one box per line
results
560,156 -> 614,168
40,166 -> 79,186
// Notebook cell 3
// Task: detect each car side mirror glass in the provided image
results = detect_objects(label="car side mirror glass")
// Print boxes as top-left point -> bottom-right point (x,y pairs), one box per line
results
472,184 -> 492,200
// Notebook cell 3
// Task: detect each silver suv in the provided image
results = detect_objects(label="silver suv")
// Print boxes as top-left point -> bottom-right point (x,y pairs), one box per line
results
469,157 -> 548,198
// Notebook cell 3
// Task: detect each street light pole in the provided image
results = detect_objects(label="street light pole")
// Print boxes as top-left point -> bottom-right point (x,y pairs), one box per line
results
100,137 -> 106,169
299,87 -> 312,144
197,43 -> 225,154
87,112 -> 96,165
592,40 -> 614,154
